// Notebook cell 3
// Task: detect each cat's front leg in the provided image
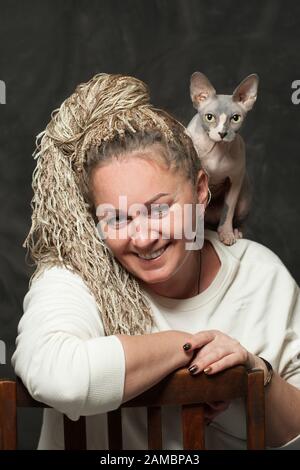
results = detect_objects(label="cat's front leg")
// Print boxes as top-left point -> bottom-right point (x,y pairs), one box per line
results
217,173 -> 244,245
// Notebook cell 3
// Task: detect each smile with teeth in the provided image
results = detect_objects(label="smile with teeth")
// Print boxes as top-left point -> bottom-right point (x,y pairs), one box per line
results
137,243 -> 170,260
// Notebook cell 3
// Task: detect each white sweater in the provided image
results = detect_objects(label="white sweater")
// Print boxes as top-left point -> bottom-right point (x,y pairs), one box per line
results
11,230 -> 300,449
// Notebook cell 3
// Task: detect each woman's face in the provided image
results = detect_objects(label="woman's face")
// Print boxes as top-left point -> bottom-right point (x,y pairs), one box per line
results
90,147 -> 208,286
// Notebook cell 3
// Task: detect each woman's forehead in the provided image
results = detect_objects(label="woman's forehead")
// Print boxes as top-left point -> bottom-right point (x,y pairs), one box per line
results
91,156 -> 186,205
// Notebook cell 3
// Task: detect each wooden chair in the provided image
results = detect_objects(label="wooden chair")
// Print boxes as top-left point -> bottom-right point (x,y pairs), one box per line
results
0,365 -> 265,450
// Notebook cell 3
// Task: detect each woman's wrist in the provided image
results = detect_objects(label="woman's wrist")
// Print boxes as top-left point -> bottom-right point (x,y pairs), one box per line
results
246,351 -> 269,382
171,330 -> 195,368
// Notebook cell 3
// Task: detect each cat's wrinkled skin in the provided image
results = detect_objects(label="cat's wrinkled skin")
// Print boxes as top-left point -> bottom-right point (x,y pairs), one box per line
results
187,72 -> 259,245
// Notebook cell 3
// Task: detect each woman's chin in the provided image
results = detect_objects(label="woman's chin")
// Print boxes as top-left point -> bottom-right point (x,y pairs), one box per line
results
137,266 -> 175,286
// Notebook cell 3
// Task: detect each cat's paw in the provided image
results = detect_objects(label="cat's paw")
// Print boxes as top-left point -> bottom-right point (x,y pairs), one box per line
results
217,227 -> 237,245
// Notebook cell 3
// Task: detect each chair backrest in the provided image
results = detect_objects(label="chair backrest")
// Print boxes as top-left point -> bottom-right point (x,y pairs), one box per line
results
0,365 -> 265,450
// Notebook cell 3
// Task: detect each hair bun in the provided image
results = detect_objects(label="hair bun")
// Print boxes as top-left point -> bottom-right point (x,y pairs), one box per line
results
76,73 -> 150,126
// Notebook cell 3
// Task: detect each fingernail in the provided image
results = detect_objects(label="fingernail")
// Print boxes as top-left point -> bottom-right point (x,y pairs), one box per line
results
204,367 -> 212,374
183,343 -> 192,351
188,365 -> 198,374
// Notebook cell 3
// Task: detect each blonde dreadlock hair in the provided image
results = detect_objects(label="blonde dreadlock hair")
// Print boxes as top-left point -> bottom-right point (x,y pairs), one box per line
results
23,73 -> 202,336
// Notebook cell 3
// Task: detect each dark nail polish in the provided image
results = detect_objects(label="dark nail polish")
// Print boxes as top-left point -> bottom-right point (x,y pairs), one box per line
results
183,343 -> 192,351
188,365 -> 198,374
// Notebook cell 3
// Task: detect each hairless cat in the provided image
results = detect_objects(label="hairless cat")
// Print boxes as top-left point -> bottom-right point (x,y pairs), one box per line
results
187,72 -> 259,245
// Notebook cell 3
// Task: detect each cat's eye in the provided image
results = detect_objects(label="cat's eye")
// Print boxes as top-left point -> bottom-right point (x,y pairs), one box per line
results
231,114 -> 241,123
204,113 -> 216,123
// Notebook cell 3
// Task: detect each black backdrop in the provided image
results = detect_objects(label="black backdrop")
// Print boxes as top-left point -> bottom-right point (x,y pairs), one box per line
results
0,0 -> 300,449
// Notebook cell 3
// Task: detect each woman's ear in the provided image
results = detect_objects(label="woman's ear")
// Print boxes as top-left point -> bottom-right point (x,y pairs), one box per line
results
195,169 -> 209,206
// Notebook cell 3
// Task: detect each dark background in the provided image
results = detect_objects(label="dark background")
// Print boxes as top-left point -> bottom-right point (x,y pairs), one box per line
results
0,0 -> 300,449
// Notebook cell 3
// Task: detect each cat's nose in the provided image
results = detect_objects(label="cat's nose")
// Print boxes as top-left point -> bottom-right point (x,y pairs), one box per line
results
218,132 -> 227,139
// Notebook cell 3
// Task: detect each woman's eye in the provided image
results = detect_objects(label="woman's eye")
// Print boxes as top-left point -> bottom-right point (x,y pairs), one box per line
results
205,113 -> 215,123
231,114 -> 241,123
106,216 -> 128,228
150,204 -> 170,218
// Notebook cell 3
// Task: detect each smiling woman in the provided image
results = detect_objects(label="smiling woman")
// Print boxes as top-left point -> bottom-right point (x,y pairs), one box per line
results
89,144 -> 206,296
11,73 -> 300,450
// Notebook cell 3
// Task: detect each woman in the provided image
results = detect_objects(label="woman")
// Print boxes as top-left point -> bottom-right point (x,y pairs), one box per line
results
12,73 -> 300,450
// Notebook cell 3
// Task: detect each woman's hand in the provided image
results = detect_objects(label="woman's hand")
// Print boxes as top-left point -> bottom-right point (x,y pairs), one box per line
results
182,330 -> 265,425
183,329 -> 253,375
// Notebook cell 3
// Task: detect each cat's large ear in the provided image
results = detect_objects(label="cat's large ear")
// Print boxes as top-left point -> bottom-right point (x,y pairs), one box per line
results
190,72 -> 216,110
232,74 -> 259,111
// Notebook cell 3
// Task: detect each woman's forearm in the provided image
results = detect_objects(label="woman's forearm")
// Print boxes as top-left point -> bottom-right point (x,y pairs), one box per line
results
250,354 -> 300,447
115,330 -> 193,403
264,373 -> 300,447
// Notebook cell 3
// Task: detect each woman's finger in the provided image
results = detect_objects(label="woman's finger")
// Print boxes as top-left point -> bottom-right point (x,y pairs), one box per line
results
182,330 -> 216,352
187,348 -> 231,374
200,352 -> 241,375
191,343 -> 233,368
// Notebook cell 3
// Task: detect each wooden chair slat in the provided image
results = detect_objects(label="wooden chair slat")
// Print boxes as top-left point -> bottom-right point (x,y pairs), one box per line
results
63,415 -> 87,450
107,408 -> 123,450
147,406 -> 162,450
0,380 -> 17,450
246,368 -> 265,449
182,404 -> 205,450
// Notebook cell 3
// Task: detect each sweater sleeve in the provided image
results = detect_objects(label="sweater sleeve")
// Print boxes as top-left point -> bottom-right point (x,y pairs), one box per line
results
11,266 -> 126,421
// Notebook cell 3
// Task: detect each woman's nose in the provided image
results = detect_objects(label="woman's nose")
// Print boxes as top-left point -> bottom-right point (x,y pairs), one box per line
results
128,216 -> 159,247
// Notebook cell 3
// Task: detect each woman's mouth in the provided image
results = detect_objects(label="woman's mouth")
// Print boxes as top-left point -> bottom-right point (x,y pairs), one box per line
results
135,242 -> 171,262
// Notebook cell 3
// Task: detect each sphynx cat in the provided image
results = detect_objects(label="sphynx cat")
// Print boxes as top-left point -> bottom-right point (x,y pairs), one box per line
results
187,72 -> 259,245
